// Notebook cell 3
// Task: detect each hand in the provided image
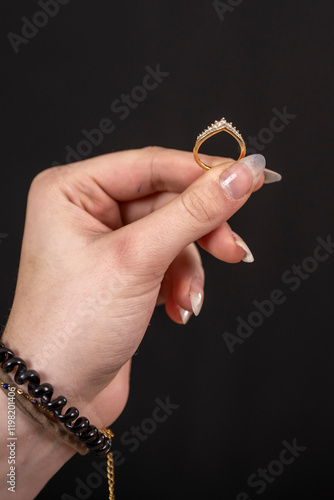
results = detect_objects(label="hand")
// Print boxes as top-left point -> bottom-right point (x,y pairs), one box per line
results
2,147 -> 266,431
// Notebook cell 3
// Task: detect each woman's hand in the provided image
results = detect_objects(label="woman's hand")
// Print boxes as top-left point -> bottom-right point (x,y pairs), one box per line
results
2,147 -> 266,430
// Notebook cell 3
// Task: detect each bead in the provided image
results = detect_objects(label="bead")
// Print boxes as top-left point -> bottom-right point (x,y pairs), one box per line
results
0,341 -> 110,456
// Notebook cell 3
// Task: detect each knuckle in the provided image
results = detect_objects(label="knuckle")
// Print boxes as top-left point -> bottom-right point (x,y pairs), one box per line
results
112,229 -> 143,269
28,166 -> 74,214
113,231 -> 137,264
144,146 -> 165,192
111,229 -> 161,281
29,166 -> 62,196
181,186 -> 221,226
181,183 -> 222,225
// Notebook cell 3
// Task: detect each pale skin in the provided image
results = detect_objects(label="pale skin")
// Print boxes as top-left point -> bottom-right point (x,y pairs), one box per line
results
0,146 -> 266,499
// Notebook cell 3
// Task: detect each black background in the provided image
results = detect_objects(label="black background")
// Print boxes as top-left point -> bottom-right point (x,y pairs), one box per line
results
1,1 -> 333,499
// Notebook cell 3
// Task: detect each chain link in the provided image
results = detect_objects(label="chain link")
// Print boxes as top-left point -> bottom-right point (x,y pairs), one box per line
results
101,428 -> 115,500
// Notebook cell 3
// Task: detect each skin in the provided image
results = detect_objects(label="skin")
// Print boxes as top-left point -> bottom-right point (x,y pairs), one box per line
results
0,147 -> 264,499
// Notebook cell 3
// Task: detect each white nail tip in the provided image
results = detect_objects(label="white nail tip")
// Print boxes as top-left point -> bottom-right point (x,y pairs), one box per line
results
239,154 -> 266,184
233,235 -> 255,263
189,290 -> 203,317
264,168 -> 282,184
179,307 -> 192,325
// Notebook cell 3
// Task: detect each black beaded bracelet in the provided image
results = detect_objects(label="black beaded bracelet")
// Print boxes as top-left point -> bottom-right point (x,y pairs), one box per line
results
0,342 -> 112,457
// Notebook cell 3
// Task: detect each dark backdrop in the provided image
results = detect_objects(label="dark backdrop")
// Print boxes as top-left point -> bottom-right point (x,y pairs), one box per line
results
1,1 -> 333,499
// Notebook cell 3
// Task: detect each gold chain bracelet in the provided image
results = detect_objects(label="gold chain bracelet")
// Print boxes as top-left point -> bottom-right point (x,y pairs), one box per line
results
101,428 -> 115,500
0,379 -> 56,418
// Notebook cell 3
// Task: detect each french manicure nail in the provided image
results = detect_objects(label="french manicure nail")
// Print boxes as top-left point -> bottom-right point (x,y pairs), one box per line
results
178,307 -> 192,325
238,154 -> 266,186
264,168 -> 282,184
219,154 -> 266,200
189,289 -> 204,316
231,232 -> 254,263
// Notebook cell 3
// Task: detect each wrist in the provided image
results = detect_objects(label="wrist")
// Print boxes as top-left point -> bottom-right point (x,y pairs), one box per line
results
1,317 -> 129,429
0,382 -> 75,500
0,329 -> 115,463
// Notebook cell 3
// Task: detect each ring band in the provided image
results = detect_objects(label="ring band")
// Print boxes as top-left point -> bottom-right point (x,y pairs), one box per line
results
193,117 -> 246,170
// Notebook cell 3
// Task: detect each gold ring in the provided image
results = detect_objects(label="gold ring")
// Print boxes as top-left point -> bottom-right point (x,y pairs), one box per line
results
193,117 -> 246,170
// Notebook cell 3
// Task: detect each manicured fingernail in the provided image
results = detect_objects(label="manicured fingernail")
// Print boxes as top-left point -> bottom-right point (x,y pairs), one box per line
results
219,154 -> 266,200
189,290 -> 203,316
178,307 -> 192,325
264,168 -> 282,184
188,278 -> 204,316
238,154 -> 266,186
231,231 -> 254,263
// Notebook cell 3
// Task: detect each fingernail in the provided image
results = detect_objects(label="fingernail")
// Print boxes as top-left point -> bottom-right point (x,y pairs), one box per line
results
178,307 -> 192,325
189,290 -> 204,316
219,154 -> 266,200
188,278 -> 204,316
238,154 -> 266,186
231,231 -> 254,263
264,168 -> 282,184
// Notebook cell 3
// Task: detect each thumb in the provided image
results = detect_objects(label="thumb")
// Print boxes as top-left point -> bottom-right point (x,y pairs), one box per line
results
119,154 -> 265,272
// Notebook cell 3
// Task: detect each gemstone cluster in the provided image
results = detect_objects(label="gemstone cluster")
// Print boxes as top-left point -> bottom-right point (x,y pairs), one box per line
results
196,118 -> 244,142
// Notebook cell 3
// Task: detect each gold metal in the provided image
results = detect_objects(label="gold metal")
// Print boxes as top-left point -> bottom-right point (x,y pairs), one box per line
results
0,380 -> 55,417
193,117 -> 246,170
101,428 -> 115,500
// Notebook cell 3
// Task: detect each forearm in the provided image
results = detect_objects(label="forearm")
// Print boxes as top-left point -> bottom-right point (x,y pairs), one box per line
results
0,382 -> 76,500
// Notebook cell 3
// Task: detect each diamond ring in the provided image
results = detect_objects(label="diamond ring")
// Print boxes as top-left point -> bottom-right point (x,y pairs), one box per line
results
193,117 -> 246,170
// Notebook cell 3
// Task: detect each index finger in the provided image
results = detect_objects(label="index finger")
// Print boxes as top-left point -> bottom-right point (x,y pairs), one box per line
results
70,146 -> 231,202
